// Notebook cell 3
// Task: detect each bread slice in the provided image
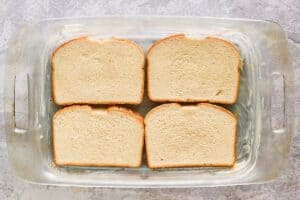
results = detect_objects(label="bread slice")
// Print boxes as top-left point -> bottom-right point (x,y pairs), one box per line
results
147,34 -> 241,104
52,37 -> 145,105
145,103 -> 237,168
53,105 -> 144,167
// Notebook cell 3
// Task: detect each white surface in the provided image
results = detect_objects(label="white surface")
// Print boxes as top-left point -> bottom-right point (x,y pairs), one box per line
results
0,0 -> 299,199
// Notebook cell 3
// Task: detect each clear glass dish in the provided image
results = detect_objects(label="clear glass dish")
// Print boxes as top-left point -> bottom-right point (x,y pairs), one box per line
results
2,16 -> 294,187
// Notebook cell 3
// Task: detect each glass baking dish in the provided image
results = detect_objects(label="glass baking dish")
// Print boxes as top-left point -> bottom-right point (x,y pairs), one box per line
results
2,16 -> 294,187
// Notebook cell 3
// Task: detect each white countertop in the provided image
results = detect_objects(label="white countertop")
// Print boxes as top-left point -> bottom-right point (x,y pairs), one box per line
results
0,0 -> 299,199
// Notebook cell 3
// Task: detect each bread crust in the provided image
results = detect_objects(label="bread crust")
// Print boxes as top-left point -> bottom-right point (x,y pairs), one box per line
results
144,103 -> 237,169
52,105 -> 144,168
146,34 -> 241,105
52,37 -> 145,106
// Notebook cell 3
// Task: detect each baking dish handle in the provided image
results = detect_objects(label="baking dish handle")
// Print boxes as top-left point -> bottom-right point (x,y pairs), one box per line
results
270,72 -> 285,133
0,49 -> 6,134
1,48 -> 29,134
14,72 -> 29,131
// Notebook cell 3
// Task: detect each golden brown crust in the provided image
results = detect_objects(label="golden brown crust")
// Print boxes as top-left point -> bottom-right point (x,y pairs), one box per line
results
107,106 -> 144,126
197,103 -> 237,121
51,36 -> 88,61
52,37 -> 145,105
53,100 -> 144,106
147,34 -> 185,56
53,105 -> 144,168
54,161 -> 141,168
144,103 -> 180,122
148,163 -> 235,169
145,103 -> 237,169
146,98 -> 238,105
146,34 -> 241,105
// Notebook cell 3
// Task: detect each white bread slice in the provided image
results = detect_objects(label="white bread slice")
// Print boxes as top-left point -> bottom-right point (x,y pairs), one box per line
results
147,34 -> 241,104
52,37 -> 144,105
53,105 -> 144,167
145,103 -> 237,168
